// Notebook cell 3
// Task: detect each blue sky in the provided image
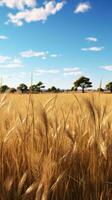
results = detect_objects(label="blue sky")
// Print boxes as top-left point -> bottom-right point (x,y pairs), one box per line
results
0,0 -> 112,89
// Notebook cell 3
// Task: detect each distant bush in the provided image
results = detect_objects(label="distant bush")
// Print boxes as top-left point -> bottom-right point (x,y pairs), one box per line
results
48,86 -> 60,93
7,88 -> 17,93
97,88 -> 104,92
71,87 -> 77,91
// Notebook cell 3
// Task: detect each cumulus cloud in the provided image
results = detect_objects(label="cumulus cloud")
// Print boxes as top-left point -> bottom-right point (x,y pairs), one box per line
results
81,46 -> 104,52
85,37 -> 98,42
74,2 -> 91,14
20,50 -> 48,59
0,35 -> 8,40
7,1 -> 65,26
101,66 -> 112,71
64,67 -> 82,76
0,0 -> 36,10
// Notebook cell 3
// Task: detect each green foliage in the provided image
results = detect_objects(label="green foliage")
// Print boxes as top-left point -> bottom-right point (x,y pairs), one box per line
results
36,81 -> 45,91
106,82 -> 112,92
0,85 -> 9,93
29,82 -> 45,93
74,76 -> 92,93
71,86 -> 77,91
48,86 -> 60,93
29,85 -> 37,92
17,83 -> 28,93
97,87 -> 104,92
7,88 -> 17,93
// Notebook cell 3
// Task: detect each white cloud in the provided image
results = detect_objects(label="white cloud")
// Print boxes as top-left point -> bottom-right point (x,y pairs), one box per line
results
0,57 -> 23,68
48,69 -> 60,74
0,0 -> 36,10
81,46 -> 104,52
64,71 -> 82,76
85,37 -> 98,42
42,56 -> 47,60
0,35 -> 8,40
7,1 -> 65,26
0,63 -> 22,68
50,54 -> 61,58
35,67 -> 81,76
0,55 -> 10,63
12,58 -> 22,64
101,66 -> 112,71
35,69 -> 60,75
20,50 -> 48,58
63,67 -> 82,76
64,67 -> 80,72
74,2 -> 91,14
1,72 -> 31,87
20,50 -> 61,59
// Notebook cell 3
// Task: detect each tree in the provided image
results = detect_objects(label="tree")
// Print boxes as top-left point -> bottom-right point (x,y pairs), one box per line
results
29,85 -> 37,92
97,87 -> 104,92
36,81 -> 45,92
17,83 -> 28,93
106,82 -> 112,93
29,82 -> 45,93
48,86 -> 60,93
71,86 -> 77,91
73,76 -> 92,93
0,85 -> 9,93
7,88 -> 16,93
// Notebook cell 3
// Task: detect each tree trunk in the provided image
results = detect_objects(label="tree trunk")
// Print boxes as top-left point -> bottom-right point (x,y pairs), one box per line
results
82,86 -> 84,93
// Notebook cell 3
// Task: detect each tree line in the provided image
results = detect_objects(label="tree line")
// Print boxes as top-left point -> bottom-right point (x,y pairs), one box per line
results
0,81 -> 60,93
0,76 -> 112,93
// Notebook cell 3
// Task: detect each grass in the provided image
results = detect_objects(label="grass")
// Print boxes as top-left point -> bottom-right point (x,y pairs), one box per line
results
0,92 -> 112,199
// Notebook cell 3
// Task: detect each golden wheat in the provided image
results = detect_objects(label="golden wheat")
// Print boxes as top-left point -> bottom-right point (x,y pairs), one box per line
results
0,92 -> 112,199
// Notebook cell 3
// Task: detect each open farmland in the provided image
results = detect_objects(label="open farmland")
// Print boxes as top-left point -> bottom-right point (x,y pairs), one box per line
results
0,93 -> 112,199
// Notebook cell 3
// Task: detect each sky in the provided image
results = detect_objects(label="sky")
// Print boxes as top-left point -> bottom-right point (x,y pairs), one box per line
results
0,0 -> 112,89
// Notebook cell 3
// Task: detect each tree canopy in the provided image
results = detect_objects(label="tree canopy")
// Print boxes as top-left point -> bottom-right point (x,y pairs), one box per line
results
97,87 -> 104,92
29,82 -> 45,93
17,83 -> 28,93
73,76 -> 92,93
106,82 -> 112,92
0,85 -> 9,93
48,86 -> 60,93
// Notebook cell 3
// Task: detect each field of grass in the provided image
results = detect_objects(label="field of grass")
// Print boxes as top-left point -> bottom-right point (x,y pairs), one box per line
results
0,92 -> 112,200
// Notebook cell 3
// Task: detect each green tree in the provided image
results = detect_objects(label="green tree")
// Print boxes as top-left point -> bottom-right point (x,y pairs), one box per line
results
106,82 -> 112,93
71,86 -> 77,91
97,87 -> 104,92
0,85 -> 9,93
17,83 -> 28,93
29,82 -> 45,93
29,85 -> 37,92
7,88 -> 16,93
48,86 -> 60,93
73,76 -> 92,93
36,81 -> 45,92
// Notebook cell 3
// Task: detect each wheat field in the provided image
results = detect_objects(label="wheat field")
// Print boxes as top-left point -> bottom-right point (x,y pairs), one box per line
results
0,92 -> 112,200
